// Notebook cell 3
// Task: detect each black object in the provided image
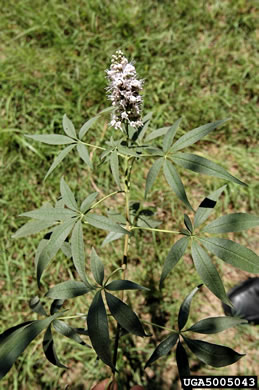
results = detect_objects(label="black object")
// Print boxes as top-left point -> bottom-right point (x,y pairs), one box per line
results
222,277 -> 259,324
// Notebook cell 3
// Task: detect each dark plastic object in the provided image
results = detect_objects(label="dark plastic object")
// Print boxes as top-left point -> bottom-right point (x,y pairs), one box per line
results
222,277 -> 259,324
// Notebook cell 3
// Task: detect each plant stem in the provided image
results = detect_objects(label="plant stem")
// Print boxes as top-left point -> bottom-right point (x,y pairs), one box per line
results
90,190 -> 123,210
131,226 -> 181,234
141,319 -> 177,333
80,141 -> 106,151
58,313 -> 87,320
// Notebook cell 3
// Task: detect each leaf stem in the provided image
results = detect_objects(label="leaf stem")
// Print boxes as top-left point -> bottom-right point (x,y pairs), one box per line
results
141,319 -> 177,333
90,190 -> 123,210
58,313 -> 87,320
80,141 -> 105,151
131,226 -> 181,234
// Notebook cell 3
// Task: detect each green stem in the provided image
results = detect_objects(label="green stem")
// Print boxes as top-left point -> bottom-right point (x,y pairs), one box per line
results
80,141 -> 105,151
131,226 -> 181,234
58,313 -> 87,320
90,190 -> 123,210
141,319 -> 177,333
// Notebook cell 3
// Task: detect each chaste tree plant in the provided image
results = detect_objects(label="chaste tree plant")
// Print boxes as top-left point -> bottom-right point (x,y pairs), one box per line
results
1,50 -> 258,389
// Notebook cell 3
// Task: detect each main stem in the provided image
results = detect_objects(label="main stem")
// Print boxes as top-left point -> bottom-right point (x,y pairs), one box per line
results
112,152 -> 133,374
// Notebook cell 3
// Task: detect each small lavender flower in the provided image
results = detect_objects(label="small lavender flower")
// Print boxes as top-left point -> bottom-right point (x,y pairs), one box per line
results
106,50 -> 143,131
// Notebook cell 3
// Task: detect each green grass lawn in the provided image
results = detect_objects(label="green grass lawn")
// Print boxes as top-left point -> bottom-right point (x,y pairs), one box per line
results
0,0 -> 258,389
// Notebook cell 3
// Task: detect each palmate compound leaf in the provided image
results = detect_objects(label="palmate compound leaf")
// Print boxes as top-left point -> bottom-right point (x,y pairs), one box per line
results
19,206 -> 77,222
186,316 -> 247,334
171,119 -> 229,152
44,144 -> 76,180
183,336 -> 245,367
46,280 -> 92,299
60,177 -> 78,211
160,237 -> 189,289
53,320 -> 89,347
194,185 -> 226,229
105,280 -> 148,291
105,292 -> 147,337
145,157 -> 163,198
43,325 -> 67,368
85,213 -> 129,235
77,143 -> 92,169
25,134 -> 75,145
80,192 -> 99,214
176,341 -> 190,378
202,213 -> 259,234
162,118 -> 182,153
29,296 -> 47,316
36,219 -> 76,287
62,114 -> 77,139
173,153 -> 246,186
110,151 -> 121,189
12,219 -> 55,239
191,241 -> 231,306
79,116 -> 99,140
163,159 -> 193,211
0,314 -> 58,379
145,126 -> 170,142
178,285 -> 203,331
87,291 -> 115,370
71,221 -> 92,287
90,248 -> 104,286
198,237 -> 259,274
101,231 -> 124,247
144,333 -> 179,368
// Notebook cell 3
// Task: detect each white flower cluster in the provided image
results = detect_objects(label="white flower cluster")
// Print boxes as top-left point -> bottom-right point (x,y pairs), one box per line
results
106,50 -> 143,131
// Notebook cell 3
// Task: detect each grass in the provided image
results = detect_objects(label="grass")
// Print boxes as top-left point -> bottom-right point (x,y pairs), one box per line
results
0,0 -> 258,388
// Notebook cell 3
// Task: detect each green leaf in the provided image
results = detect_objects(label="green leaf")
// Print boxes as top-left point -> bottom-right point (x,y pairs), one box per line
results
71,221 -> 92,287
25,134 -> 75,145
87,291 -> 114,369
163,118 -> 181,153
62,114 -> 77,139
173,153 -> 246,186
137,111 -> 153,141
145,127 -> 170,142
105,280 -> 148,291
46,280 -> 92,299
90,248 -> 104,285
12,219 -> 55,239
85,213 -> 129,234
37,219 -> 76,286
144,333 -> 178,368
160,237 -> 189,288
191,241 -> 231,306
110,151 -> 121,188
44,144 -> 76,180
171,119 -> 229,152
79,116 -> 99,139
183,336 -> 245,367
186,316 -> 247,334
105,292 -> 147,337
60,177 -> 78,211
20,207 -> 77,221
29,296 -> 47,316
145,158 -> 163,198
184,214 -> 193,233
202,213 -> 259,233
199,237 -> 259,273
61,242 -> 72,259
176,341 -> 190,378
43,326 -> 67,368
194,185 -> 226,229
80,192 -> 99,213
0,315 -> 56,379
53,320 -> 88,346
178,285 -> 202,331
50,299 -> 65,315
101,232 -> 124,246
0,321 -> 33,344
163,159 -> 193,211
77,143 -> 92,168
